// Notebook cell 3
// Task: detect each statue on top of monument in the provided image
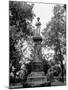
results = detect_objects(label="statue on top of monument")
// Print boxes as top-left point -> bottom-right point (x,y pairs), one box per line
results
35,17 -> 41,27
34,17 -> 41,37
33,17 -> 42,42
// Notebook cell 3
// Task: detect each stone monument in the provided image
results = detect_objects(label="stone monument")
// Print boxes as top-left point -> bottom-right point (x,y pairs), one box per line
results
26,18 -> 47,87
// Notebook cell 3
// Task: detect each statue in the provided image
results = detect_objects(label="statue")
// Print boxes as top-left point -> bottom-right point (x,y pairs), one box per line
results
33,17 -> 42,42
35,17 -> 41,37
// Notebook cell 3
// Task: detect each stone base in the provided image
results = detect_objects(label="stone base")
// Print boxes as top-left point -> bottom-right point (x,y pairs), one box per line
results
25,71 -> 48,87
32,62 -> 43,72
33,36 -> 42,42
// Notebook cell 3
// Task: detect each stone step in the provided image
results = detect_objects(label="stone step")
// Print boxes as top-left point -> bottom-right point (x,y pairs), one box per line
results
26,80 -> 47,86
26,77 -> 47,87
27,72 -> 46,78
27,76 -> 47,82
25,71 -> 47,87
28,71 -> 45,77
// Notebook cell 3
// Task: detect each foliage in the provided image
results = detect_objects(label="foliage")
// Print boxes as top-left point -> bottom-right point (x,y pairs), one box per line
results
9,1 -> 35,84
42,4 -> 66,82
46,64 -> 61,82
9,1 -> 34,25
41,46 -> 55,61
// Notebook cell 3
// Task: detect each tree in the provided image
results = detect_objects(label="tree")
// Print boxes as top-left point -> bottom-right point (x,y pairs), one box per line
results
9,1 -> 34,24
9,1 -> 35,84
9,1 -> 35,35
42,4 -> 66,82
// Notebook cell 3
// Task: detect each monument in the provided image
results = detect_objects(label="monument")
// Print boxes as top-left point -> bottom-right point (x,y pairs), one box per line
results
26,17 -> 48,87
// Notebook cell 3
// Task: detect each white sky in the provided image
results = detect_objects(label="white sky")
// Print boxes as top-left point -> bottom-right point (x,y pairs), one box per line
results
32,3 -> 55,30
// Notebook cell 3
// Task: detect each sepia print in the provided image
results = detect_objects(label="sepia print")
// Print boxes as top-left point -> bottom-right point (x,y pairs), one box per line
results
9,1 -> 66,89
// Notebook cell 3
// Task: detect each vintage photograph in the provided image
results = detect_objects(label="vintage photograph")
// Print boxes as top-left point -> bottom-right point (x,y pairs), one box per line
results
9,1 -> 66,88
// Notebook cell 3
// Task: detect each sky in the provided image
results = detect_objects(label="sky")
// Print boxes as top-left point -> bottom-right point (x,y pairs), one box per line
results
32,3 -> 55,30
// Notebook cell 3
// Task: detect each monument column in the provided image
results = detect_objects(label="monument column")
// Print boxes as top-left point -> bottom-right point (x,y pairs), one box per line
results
32,17 -> 43,71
